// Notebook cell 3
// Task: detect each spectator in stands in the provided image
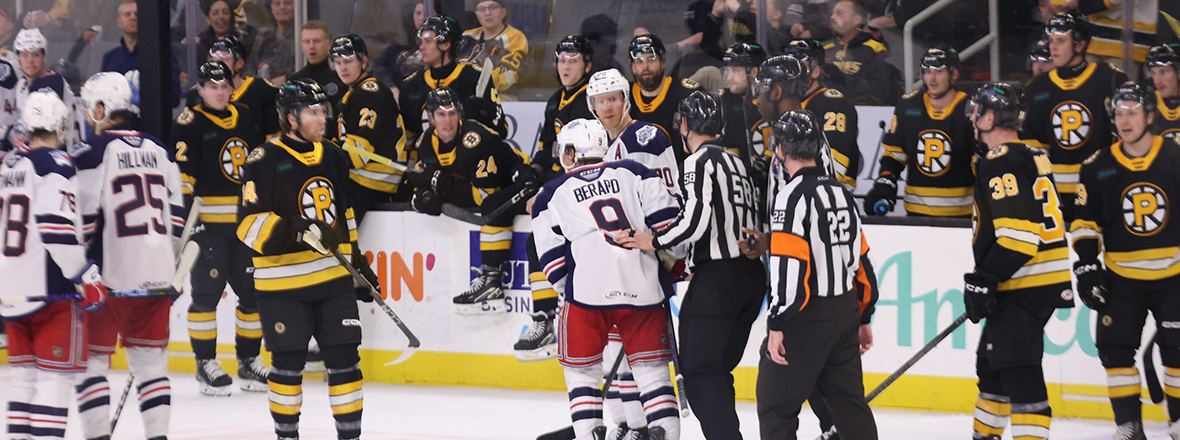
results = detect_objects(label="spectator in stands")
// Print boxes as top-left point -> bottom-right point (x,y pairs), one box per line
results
1057,0 -> 1157,67
675,0 -> 726,80
19,0 -> 74,42
763,0 -> 793,55
246,0 -> 295,84
581,14 -> 622,73
786,0 -> 833,42
99,0 -> 180,107
287,19 -> 344,138
373,0 -> 438,93
461,0 -> 527,97
824,0 -> 900,105
195,0 -> 257,67
1029,37 -> 1054,80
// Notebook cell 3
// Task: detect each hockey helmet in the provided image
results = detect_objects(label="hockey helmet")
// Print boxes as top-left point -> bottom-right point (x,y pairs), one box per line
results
1109,82 -> 1156,116
331,34 -> 368,61
920,46 -> 960,71
770,110 -> 824,161
753,55 -> 810,100
425,87 -> 463,116
784,39 -> 824,67
21,91 -> 69,140
81,72 -> 136,120
674,90 -> 725,137
14,28 -> 46,53
209,35 -> 249,61
629,34 -> 666,62
1029,38 -> 1051,63
555,118 -> 609,167
197,61 -> 233,85
418,15 -> 463,45
1147,44 -> 1180,70
723,42 -> 767,68
1045,13 -> 1091,44
967,82 -> 1027,130
276,79 -> 331,132
555,35 -> 594,63
586,68 -> 631,120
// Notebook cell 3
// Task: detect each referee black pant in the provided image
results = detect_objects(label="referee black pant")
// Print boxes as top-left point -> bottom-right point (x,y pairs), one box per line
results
757,291 -> 877,440
679,257 -> 766,439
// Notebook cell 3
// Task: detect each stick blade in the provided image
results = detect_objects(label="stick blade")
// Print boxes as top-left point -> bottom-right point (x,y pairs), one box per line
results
382,346 -> 419,366
535,426 -> 575,440
171,241 -> 201,292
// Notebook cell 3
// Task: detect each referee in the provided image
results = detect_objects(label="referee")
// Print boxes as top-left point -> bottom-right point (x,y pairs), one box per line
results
750,110 -> 878,440
618,90 -> 765,440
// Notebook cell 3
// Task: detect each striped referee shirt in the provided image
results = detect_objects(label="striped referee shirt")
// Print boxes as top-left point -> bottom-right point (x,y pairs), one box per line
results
652,142 -> 759,266
768,166 -> 876,330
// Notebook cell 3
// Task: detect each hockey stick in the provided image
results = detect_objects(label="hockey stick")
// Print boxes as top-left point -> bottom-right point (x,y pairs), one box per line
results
2,242 -> 201,306
815,312 -> 969,440
475,57 -> 493,99
1143,330 -> 1164,404
301,233 -> 421,365
486,184 -> 538,222
535,344 -> 629,440
339,145 -> 485,226
864,120 -> 888,181
664,303 -> 690,418
176,197 -> 203,255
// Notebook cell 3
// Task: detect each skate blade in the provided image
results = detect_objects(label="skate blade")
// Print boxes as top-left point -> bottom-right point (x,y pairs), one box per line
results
198,383 -> 233,396
453,300 -> 508,315
515,346 -> 557,362
238,379 -> 268,392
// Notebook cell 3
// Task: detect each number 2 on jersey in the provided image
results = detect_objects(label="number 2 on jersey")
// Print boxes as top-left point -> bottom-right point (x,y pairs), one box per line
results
590,198 -> 632,248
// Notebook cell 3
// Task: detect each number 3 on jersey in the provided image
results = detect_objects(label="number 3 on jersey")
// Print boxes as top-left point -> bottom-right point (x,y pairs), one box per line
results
590,198 -> 632,248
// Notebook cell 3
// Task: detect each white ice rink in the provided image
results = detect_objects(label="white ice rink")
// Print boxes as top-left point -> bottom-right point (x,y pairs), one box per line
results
0,366 -> 1167,439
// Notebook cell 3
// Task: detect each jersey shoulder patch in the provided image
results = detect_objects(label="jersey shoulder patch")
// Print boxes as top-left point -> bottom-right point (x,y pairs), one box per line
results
462,130 -> 482,148
823,88 -> 844,98
902,89 -> 921,100
361,78 -> 380,93
176,107 -> 194,125
681,78 -> 700,89
1083,148 -> 1103,165
1108,62 -> 1125,74
635,124 -> 658,146
985,144 -> 1009,160
261,77 -> 276,87
246,146 -> 266,163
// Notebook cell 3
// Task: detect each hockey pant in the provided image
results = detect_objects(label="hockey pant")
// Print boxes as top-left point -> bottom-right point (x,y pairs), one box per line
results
187,231 -> 261,361
973,299 -> 1054,440
1097,278 -> 1180,425
75,347 -> 170,439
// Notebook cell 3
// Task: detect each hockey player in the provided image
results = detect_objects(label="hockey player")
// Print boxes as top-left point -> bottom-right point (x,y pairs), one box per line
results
71,72 -> 184,440
718,41 -> 767,165
13,28 -> 81,146
331,34 -> 410,219
865,46 -> 973,217
783,39 -> 860,190
170,61 -> 267,396
1148,44 -> 1180,143
1022,13 -> 1126,221
589,68 -> 680,193
533,118 -> 683,440
185,36 -> 281,138
1029,38 -> 1054,80
628,34 -> 700,166
1071,83 -> 1180,440
965,83 -> 1073,440
237,79 -> 370,440
400,14 -> 506,143
409,87 -> 529,314
0,91 -> 108,440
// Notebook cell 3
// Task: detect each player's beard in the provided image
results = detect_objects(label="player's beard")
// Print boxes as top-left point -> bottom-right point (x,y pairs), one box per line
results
637,73 -> 662,91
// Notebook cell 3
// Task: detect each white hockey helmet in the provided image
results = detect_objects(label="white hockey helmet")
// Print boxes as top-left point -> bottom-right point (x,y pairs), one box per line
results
81,72 -> 137,121
586,68 -> 631,120
21,91 -> 69,141
14,28 -> 47,53
555,118 -> 609,169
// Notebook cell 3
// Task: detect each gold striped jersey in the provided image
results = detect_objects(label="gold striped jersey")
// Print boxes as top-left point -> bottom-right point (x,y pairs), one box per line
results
880,89 -> 974,216
169,102 -> 263,229
1158,92 -> 1180,146
629,76 -> 700,165
185,76 -> 280,138
972,141 -> 1072,308
413,119 -> 527,207
1071,135 -> 1180,285
237,135 -> 358,299
800,87 -> 860,189
337,75 -> 409,194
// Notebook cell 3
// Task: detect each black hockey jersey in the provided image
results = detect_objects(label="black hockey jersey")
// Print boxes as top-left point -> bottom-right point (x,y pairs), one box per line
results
536,82 -> 594,174
1157,92 -> 1180,146
718,88 -> 758,165
630,76 -> 700,166
169,102 -> 263,230
880,89 -> 975,217
1071,136 -> 1180,286
802,87 -> 860,189
399,61 -> 505,142
1022,61 -> 1127,220
414,119 -> 527,208
972,141 -> 1072,308
337,75 -> 409,194
236,135 -> 358,300
185,76 -> 280,138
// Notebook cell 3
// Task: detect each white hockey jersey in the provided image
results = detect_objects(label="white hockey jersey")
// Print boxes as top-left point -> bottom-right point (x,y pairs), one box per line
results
532,160 -> 682,309
72,130 -> 183,291
17,71 -> 82,146
0,53 -> 20,145
606,120 -> 681,195
0,147 -> 88,319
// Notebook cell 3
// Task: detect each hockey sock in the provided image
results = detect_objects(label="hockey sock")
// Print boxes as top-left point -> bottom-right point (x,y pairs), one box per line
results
74,355 -> 112,439
1009,401 -> 1051,440
30,370 -> 72,439
1106,367 -> 1142,425
8,367 -> 35,439
128,347 -> 170,438
603,338 -> 645,428
327,365 -> 364,440
530,272 -> 559,313
479,225 -> 513,270
632,361 -> 680,440
972,392 -> 1010,439
268,355 -> 305,440
234,307 -> 263,359
187,305 -> 218,360
564,365 -> 605,439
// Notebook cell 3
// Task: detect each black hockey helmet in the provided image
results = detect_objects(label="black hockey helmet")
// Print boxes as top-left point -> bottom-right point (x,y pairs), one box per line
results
1147,43 -> 1180,70
771,110 -> 824,161
1045,13 -> 1091,44
419,15 -> 463,45
1029,38 -> 1051,63
920,46 -> 960,71
276,79 -> 330,131
1109,81 -> 1156,116
209,35 -> 248,61
197,61 -> 232,85
753,55 -> 810,100
331,34 -> 368,61
723,42 -> 767,68
674,90 -> 725,137
629,34 -> 666,62
785,39 -> 825,66
555,35 -> 594,62
425,87 -> 463,116
967,82 -> 1027,130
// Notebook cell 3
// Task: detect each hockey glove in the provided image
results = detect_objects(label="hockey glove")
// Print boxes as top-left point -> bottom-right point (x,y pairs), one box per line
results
73,262 -> 108,312
963,271 -> 1000,323
407,162 -> 438,190
1073,261 -> 1108,312
292,217 -> 340,255
463,96 -> 503,134
429,169 -> 453,198
863,176 -> 898,216
411,189 -> 443,216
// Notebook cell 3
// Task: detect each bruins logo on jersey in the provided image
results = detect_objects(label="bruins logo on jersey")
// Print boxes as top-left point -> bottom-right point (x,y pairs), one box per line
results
220,138 -> 250,183
361,79 -> 380,93
1122,183 -> 1168,236
177,107 -> 194,125
300,177 -> 337,226
1163,129 -> 1180,146
916,129 -> 953,177
750,120 -> 772,158
463,131 -> 481,148
1051,101 -> 1092,149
